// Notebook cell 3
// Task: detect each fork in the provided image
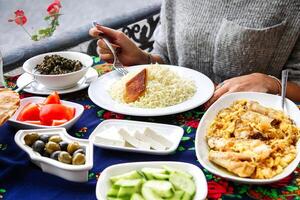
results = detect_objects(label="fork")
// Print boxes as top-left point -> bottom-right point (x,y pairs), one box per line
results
281,69 -> 289,111
92,22 -> 128,76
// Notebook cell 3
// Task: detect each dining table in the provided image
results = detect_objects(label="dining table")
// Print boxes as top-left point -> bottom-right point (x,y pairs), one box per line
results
1,56 -> 300,200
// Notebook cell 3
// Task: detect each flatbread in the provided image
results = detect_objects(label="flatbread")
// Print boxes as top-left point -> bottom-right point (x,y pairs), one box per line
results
0,88 -> 20,126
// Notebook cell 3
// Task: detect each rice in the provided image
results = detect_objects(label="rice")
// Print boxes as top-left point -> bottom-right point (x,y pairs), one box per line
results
109,64 -> 196,108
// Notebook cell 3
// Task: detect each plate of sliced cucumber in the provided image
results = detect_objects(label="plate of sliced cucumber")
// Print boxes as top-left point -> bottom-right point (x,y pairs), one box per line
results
96,161 -> 207,200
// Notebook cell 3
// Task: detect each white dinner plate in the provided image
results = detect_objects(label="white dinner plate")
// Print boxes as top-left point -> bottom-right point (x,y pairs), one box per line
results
16,67 -> 98,95
96,161 -> 207,200
88,64 -> 214,116
195,92 -> 300,184
89,119 -> 184,155
8,97 -> 84,130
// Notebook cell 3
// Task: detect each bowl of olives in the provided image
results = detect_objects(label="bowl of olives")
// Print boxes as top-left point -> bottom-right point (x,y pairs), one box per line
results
23,51 -> 93,90
14,128 -> 93,182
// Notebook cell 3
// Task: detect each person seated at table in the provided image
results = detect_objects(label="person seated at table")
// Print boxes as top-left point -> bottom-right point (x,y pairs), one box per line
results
89,0 -> 300,107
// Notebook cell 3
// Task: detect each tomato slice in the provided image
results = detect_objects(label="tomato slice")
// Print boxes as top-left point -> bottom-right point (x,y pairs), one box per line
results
64,106 -> 75,120
43,91 -> 61,104
17,103 -> 40,121
51,119 -> 68,126
39,104 -> 74,125
23,120 -> 42,125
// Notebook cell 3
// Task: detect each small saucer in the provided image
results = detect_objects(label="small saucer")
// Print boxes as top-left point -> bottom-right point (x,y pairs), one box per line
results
16,67 -> 98,95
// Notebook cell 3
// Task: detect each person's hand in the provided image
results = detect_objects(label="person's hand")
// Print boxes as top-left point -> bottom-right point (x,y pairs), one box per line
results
89,24 -> 149,66
204,73 -> 279,109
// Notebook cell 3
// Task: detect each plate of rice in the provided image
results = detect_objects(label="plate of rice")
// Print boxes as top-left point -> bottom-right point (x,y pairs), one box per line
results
88,64 -> 214,116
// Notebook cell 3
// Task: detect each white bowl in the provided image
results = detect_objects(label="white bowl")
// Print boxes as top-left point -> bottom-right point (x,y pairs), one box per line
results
89,119 -> 184,155
14,128 -> 93,182
8,97 -> 84,130
96,161 -> 207,200
23,51 -> 93,90
195,92 -> 300,184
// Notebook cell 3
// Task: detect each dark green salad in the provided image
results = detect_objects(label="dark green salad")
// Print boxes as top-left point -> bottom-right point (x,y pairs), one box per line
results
35,54 -> 83,75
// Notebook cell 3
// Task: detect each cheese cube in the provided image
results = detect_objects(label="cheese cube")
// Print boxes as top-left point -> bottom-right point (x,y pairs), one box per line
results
134,130 -> 166,150
94,127 -> 125,147
143,127 -> 173,148
118,128 -> 151,150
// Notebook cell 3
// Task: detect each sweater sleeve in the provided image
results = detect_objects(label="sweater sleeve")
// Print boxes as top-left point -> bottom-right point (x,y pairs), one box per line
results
286,36 -> 300,84
151,1 -> 170,64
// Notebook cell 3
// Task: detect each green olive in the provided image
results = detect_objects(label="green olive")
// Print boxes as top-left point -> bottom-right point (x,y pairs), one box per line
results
48,135 -> 62,143
24,132 -> 39,146
72,153 -> 85,165
45,141 -> 61,154
58,152 -> 72,164
67,142 -> 80,154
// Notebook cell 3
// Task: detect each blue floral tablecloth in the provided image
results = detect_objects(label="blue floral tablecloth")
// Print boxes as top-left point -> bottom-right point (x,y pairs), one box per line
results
1,57 -> 300,200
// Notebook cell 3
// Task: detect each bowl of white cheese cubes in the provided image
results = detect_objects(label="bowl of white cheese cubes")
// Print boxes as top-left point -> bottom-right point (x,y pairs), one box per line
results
96,161 -> 207,200
89,119 -> 184,155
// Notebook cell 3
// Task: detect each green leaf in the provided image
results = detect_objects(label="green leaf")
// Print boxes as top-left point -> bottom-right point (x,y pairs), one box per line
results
0,188 -> 6,193
188,147 -> 195,151
31,35 -> 39,41
38,29 -> 46,34
44,16 -> 51,20
186,126 -> 192,134
285,185 -> 298,192
181,136 -> 190,141
177,146 -> 185,151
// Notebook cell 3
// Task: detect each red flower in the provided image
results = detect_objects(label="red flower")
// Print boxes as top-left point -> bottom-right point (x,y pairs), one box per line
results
47,0 -> 61,15
185,120 -> 199,129
207,180 -> 234,199
270,174 -> 293,188
8,10 -> 27,25
102,111 -> 124,120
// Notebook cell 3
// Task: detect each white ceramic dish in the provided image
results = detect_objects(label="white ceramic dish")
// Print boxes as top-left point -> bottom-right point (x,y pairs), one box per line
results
195,92 -> 300,184
88,64 -> 214,116
89,119 -> 184,155
96,161 -> 207,200
23,51 -> 93,90
16,67 -> 98,95
8,97 -> 84,130
14,128 -> 93,182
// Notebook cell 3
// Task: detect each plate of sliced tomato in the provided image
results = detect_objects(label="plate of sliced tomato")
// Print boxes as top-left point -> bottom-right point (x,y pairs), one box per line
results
8,92 -> 84,130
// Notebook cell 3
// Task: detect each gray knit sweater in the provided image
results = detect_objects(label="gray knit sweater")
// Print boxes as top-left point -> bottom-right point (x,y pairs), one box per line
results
152,0 -> 300,84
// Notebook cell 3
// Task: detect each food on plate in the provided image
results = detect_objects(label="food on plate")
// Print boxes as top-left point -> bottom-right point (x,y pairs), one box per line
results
24,132 -> 86,165
106,166 -> 196,200
0,88 -> 20,126
123,68 -> 147,103
94,126 -> 173,151
110,64 -> 196,108
35,54 -> 83,75
206,100 -> 300,179
16,92 -> 75,126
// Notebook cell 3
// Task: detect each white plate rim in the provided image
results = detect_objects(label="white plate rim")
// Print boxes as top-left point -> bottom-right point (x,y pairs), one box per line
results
16,67 -> 98,95
89,119 -> 184,155
88,64 -> 214,117
96,161 -> 208,200
195,92 -> 300,184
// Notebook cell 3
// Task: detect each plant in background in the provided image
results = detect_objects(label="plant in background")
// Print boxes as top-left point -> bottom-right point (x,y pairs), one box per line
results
8,0 -> 62,41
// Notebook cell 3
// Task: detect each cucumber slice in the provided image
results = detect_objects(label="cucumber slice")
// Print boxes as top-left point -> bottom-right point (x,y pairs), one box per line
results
141,186 -> 164,200
110,171 -> 143,183
181,192 -> 193,200
169,172 -> 195,196
118,186 -> 138,198
107,197 -> 124,200
152,173 -> 169,180
163,165 -> 193,179
130,193 -> 145,200
114,179 -> 143,188
166,191 -> 184,200
115,179 -> 143,198
143,180 -> 174,198
141,168 -> 167,180
107,187 -> 120,197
